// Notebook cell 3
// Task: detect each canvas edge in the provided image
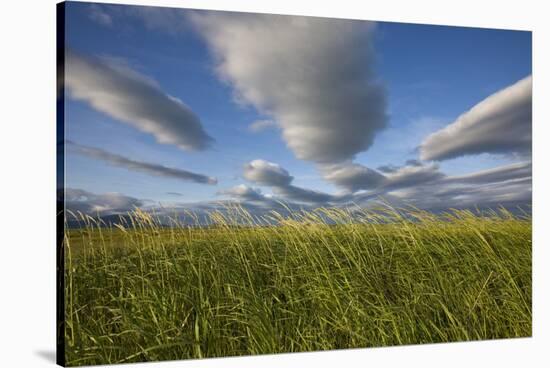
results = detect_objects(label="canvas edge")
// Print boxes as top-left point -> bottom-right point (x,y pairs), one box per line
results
56,2 -> 66,367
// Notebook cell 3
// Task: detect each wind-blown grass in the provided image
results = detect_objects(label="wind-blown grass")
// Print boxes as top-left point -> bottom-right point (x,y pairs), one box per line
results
63,206 -> 531,366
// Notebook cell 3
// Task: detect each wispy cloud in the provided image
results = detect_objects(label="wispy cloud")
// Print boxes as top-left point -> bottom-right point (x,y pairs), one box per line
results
124,5 -> 188,34
67,141 -> 217,185
443,161 -> 532,185
420,76 -> 532,161
217,184 -> 265,202
321,161 -> 442,193
387,176 -> 531,213
380,160 -> 532,212
65,49 -> 214,151
238,158 -> 532,211
166,192 -> 184,197
65,188 -> 143,215
273,185 -> 336,204
86,3 -> 190,34
377,164 -> 400,174
248,120 -> 277,133
384,163 -> 445,190
238,159 -> 443,205
66,159 -> 531,219
88,4 -> 113,27
238,159 -> 340,204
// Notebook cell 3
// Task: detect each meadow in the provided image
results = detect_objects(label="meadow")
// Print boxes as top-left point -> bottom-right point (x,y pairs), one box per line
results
63,206 -> 532,366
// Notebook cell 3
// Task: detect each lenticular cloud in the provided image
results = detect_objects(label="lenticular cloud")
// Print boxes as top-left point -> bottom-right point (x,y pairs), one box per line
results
65,49 -> 214,151
191,13 -> 388,164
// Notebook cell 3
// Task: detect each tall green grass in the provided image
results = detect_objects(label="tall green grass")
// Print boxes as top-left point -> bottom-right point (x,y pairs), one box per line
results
63,206 -> 531,366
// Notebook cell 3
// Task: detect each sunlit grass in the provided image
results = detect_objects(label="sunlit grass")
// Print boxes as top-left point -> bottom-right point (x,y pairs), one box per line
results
63,206 -> 531,366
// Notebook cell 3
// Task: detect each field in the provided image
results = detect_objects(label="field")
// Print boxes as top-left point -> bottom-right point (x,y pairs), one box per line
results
62,206 -> 532,366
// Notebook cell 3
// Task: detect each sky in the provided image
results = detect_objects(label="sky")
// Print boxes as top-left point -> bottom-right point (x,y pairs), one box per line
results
61,2 -> 532,219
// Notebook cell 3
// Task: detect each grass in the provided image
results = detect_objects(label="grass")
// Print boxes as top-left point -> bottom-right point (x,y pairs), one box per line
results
63,206 -> 531,366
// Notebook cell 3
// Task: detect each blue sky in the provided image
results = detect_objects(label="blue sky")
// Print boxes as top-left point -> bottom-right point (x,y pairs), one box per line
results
62,2 -> 532,216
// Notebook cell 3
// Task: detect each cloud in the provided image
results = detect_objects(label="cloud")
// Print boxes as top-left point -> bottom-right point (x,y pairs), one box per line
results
384,163 -> 445,190
243,159 -> 293,187
419,76 -> 532,161
444,161 -> 531,185
405,159 -> 423,167
67,141 -> 217,185
236,156 -> 531,210
321,163 -> 386,192
383,160 -> 532,212
273,185 -> 337,204
85,4 -> 190,34
376,164 -> 399,174
241,159 -> 445,204
166,192 -> 184,197
239,159 -> 343,204
64,188 -> 143,215
88,4 -> 113,27
191,13 -> 387,164
162,161 -> 531,218
321,161 -> 442,193
380,160 -> 531,192
124,5 -> 188,34
65,160 -> 531,221
65,49 -> 214,151
135,197 -> 321,226
378,161 -> 531,210
217,184 -> 265,202
387,176 -> 531,213
248,119 -> 277,133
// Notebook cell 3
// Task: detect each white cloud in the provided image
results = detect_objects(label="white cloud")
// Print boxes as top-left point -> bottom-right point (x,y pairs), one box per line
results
88,4 -> 113,27
191,13 -> 387,164
381,160 -> 532,212
66,158 -> 532,220
240,159 -> 342,204
65,50 -> 214,151
243,159 -> 293,187
85,4 -> 191,34
384,163 -> 444,189
217,184 -> 265,201
166,192 -> 184,197
273,185 -> 336,204
124,5 -> 188,34
321,161 -> 442,193
420,76 -> 532,161
387,176 -> 531,213
321,163 -> 386,192
377,164 -> 400,173
444,161 -> 531,185
240,159 -> 444,205
67,141 -> 217,185
64,188 -> 143,215
248,119 -> 277,133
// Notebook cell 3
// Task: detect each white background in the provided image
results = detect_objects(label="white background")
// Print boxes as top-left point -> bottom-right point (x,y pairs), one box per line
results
0,0 -> 548,367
